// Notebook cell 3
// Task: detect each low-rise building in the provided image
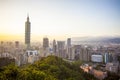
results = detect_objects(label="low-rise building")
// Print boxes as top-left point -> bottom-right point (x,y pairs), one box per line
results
26,50 -> 39,64
91,54 -> 103,63
106,62 -> 119,73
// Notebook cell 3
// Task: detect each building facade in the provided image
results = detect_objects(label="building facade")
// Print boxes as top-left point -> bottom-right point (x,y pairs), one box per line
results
43,37 -> 49,49
53,39 -> 57,55
67,38 -> 72,59
57,41 -> 66,58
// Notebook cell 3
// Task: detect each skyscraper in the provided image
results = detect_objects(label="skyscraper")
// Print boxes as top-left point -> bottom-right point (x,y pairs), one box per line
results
73,45 -> 82,60
67,38 -> 71,47
43,37 -> 49,57
57,41 -> 65,58
43,37 -> 49,49
67,38 -> 72,59
53,39 -> 57,55
25,15 -> 31,48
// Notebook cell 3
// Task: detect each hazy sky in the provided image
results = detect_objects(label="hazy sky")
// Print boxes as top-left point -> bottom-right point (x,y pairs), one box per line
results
0,0 -> 120,41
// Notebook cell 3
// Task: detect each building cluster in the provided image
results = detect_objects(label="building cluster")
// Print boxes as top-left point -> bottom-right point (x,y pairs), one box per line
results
80,45 -> 120,79
80,64 -> 107,80
42,37 -> 120,64
41,37 -> 92,62
0,41 -> 25,65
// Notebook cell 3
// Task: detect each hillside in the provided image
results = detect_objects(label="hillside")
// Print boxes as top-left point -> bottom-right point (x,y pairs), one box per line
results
0,56 -> 97,80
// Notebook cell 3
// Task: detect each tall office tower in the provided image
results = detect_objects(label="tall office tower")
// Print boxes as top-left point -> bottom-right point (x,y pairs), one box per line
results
57,41 -> 65,58
43,37 -> 49,57
43,37 -> 49,49
104,53 -> 110,63
53,39 -> 57,55
25,15 -> 31,49
73,45 -> 82,60
81,47 -> 90,62
67,38 -> 71,47
67,38 -> 72,59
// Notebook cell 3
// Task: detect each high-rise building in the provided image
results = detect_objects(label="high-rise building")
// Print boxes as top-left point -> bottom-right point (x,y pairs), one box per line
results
25,15 -> 31,48
53,39 -> 57,55
81,47 -> 91,62
43,37 -> 49,57
104,53 -> 109,63
72,45 -> 91,61
43,37 -> 49,49
73,45 -> 82,60
67,38 -> 72,60
67,38 -> 71,47
57,41 -> 66,58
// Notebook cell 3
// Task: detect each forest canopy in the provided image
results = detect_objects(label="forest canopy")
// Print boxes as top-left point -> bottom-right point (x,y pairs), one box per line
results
0,56 -> 98,80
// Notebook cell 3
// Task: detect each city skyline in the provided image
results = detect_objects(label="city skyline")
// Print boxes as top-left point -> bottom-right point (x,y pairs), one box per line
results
0,0 -> 120,41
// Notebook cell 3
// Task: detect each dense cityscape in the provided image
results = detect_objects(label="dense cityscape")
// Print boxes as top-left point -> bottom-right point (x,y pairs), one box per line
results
0,0 -> 120,80
0,15 -> 120,80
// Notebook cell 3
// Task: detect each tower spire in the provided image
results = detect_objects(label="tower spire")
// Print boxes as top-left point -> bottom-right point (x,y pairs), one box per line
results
27,13 -> 29,17
27,13 -> 29,21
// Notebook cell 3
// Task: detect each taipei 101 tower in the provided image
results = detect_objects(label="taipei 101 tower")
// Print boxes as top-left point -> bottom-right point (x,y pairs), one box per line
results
25,14 -> 31,49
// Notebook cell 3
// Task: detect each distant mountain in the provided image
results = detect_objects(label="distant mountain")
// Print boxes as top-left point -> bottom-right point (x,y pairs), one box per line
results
72,36 -> 120,44
106,38 -> 120,43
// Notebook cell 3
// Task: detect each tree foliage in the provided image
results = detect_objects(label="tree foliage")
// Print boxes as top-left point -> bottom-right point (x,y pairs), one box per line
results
103,71 -> 120,80
0,56 -> 98,80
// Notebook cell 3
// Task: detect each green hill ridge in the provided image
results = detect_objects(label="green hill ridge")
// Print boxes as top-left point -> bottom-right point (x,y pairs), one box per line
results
0,56 -> 97,80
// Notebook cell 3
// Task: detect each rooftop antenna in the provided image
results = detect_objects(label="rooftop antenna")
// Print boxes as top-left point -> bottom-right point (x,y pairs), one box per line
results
27,13 -> 29,17
27,13 -> 29,21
